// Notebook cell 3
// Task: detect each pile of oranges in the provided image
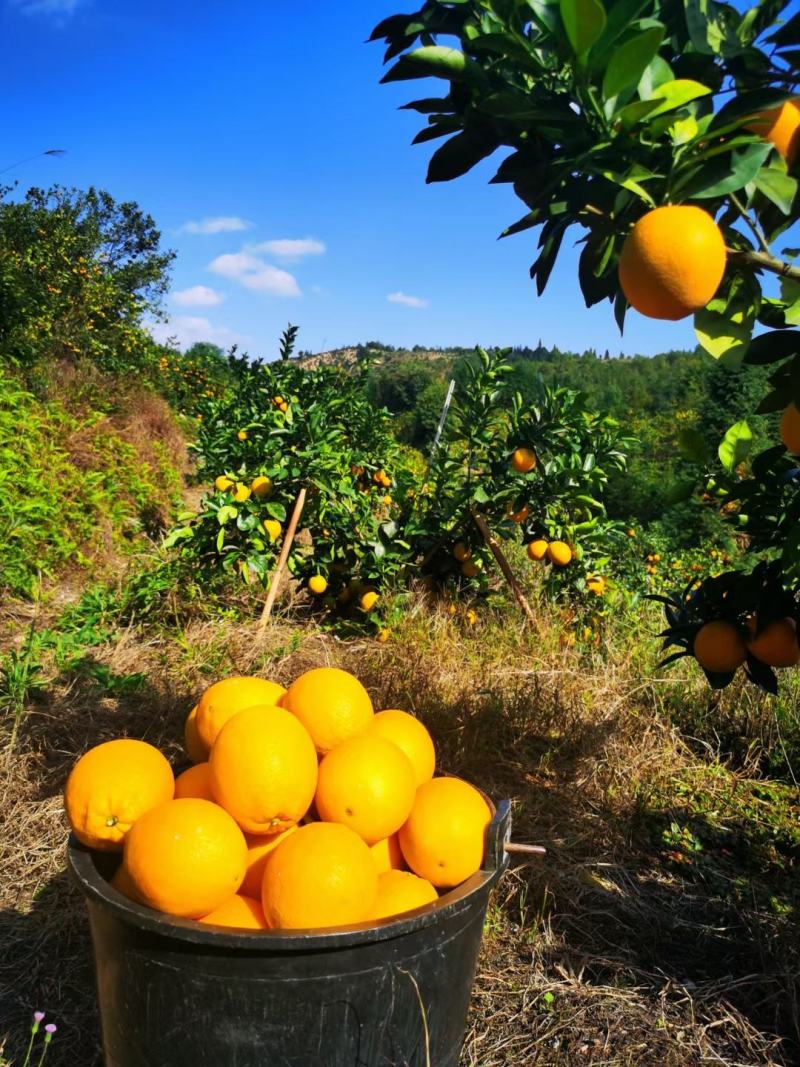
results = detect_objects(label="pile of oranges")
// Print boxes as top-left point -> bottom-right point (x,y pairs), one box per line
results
64,668 -> 492,932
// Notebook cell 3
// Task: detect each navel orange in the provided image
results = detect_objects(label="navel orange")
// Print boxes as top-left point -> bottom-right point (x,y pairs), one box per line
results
399,777 -> 491,889
370,870 -> 438,921
174,762 -> 214,801
367,710 -> 435,787
240,826 -> 298,898
209,705 -> 318,834
281,667 -> 374,755
64,739 -> 174,851
125,798 -> 247,919
199,894 -> 267,930
195,676 -> 287,750
370,834 -> 406,874
184,705 -> 208,763
261,822 -> 378,930
315,735 -> 416,845
694,620 -> 747,673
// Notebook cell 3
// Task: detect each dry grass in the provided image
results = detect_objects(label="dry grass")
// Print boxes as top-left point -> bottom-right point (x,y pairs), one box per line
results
0,597 -> 797,1066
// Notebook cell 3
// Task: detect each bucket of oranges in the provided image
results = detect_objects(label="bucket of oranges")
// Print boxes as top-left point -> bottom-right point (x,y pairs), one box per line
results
66,667 -> 511,1067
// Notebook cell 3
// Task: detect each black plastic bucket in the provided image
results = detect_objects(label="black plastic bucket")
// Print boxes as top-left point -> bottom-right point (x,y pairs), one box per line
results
68,800 -> 511,1067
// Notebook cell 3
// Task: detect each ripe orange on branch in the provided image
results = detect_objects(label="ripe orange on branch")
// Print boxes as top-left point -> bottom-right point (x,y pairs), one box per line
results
747,618 -> 800,668
693,620 -> 747,673
780,404 -> 800,454
547,541 -> 573,567
618,206 -> 726,321
745,99 -> 800,168
511,447 -> 537,473
527,539 -> 548,562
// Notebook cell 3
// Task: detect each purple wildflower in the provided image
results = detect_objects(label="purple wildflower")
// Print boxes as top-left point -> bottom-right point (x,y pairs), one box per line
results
45,1024 -> 57,1035
33,1012 -> 45,1024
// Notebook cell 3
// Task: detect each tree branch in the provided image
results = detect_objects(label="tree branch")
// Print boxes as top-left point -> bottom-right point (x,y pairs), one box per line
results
727,247 -> 800,284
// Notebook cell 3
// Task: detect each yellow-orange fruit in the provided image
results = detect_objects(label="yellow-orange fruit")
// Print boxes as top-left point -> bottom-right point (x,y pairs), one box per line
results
209,705 -> 318,834
240,826 -> 298,898
184,705 -> 208,763
398,777 -> 491,889
780,404 -> 800,454
453,543 -> 471,563
507,504 -> 529,524
214,476 -> 233,493
315,735 -> 416,845
195,676 -> 287,751
618,206 -> 726,321
511,447 -> 537,473
527,540 -> 548,562
461,560 -> 479,579
199,894 -> 267,930
64,739 -> 174,852
251,476 -> 273,499
693,620 -> 747,673
174,762 -> 214,801
746,100 -> 800,167
370,834 -> 406,874
109,862 -> 142,903
125,798 -> 247,919
747,618 -> 800,668
367,710 -> 435,787
261,822 -> 378,930
281,667 -> 374,756
370,870 -> 438,921
547,541 -> 573,567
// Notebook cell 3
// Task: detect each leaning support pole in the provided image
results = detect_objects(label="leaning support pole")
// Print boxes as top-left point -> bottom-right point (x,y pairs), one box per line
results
258,487 -> 307,633
470,507 -> 538,629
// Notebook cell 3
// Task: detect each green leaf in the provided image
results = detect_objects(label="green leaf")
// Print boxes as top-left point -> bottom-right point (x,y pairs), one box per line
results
780,279 -> 800,326
694,276 -> 759,364
427,130 -> 500,183
754,168 -> 798,215
718,420 -> 753,472
644,78 -> 712,118
602,26 -> 665,101
744,329 -> 800,365
560,0 -> 607,58
677,428 -> 711,463
676,142 -> 772,198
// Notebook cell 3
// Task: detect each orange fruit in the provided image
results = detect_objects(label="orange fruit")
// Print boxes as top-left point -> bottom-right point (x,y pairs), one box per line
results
64,739 -> 174,852
199,894 -> 267,930
367,710 -> 435,787
453,543 -> 471,563
210,705 -> 318,834
747,618 -> 800,668
587,575 -> 606,596
308,575 -> 328,596
281,667 -> 374,756
511,447 -> 537,473
214,476 -> 233,493
261,822 -> 378,930
195,676 -> 287,750
694,621 -> 747,673
370,834 -> 406,873
251,476 -> 273,498
461,560 -> 479,579
315,735 -> 416,845
174,762 -> 214,801
237,430 -> 248,441
527,540 -> 548,562
618,206 -> 726,321
370,870 -> 438,921
547,541 -> 573,567
780,404 -> 800,454
184,705 -> 208,763
746,99 -> 800,168
109,862 -> 142,903
360,591 -> 379,612
398,777 -> 491,889
241,826 -> 298,898
125,798 -> 247,919
507,504 -> 529,524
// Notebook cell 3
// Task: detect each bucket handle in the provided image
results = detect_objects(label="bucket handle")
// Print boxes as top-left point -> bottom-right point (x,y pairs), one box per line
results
485,800 -> 546,869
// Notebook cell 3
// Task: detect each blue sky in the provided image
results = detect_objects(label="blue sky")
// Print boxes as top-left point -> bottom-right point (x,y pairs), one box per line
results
2,0 -> 703,358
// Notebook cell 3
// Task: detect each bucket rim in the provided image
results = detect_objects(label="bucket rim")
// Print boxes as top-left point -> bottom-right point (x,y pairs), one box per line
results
68,800 -> 511,951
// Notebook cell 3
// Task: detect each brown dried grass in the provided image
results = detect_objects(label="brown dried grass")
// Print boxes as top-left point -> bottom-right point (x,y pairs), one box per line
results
0,601 -> 797,1066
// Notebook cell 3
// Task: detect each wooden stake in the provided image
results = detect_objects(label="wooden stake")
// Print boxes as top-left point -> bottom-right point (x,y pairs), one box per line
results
470,507 -> 538,629
258,487 -> 307,633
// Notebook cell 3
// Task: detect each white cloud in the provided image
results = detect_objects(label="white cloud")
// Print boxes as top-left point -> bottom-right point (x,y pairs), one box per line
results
172,285 -> 224,308
180,216 -> 252,236
208,252 -> 300,297
387,291 -> 430,309
251,238 -> 326,262
9,0 -> 79,15
148,316 -> 248,351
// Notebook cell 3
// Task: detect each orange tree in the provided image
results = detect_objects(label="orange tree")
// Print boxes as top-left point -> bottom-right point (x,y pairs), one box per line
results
165,328 -> 411,614
373,0 -> 800,690
405,346 -> 631,598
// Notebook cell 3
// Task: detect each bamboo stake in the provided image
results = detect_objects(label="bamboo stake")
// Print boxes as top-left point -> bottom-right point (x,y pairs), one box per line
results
258,487 -> 307,633
470,507 -> 538,629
